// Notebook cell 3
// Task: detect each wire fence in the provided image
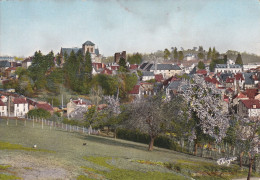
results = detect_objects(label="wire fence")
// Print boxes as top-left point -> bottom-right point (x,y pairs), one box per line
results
0,116 -> 100,135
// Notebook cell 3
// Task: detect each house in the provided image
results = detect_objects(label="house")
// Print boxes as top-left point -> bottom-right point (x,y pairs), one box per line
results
244,73 -> 256,89
196,69 -> 207,76
238,99 -> 260,117
150,64 -> 182,78
165,80 -> 181,99
142,71 -> 155,81
67,98 -> 91,119
0,61 -> 11,74
155,74 -> 163,82
13,98 -> 29,117
35,103 -> 54,114
5,67 -> 17,77
214,63 -> 242,74
129,64 -> 138,70
22,57 -> 33,69
101,68 -> 113,75
128,85 -> 141,99
0,100 -> 7,116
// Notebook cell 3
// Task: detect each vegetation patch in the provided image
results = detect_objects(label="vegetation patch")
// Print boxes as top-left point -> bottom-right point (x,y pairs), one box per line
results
81,156 -> 186,180
0,141 -> 55,153
0,174 -> 21,180
0,165 -> 11,170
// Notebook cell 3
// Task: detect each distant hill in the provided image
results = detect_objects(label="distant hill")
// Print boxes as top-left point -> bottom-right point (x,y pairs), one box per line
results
226,50 -> 260,64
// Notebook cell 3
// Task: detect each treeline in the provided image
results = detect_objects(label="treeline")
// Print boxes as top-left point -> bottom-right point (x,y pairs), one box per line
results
4,50 -> 137,101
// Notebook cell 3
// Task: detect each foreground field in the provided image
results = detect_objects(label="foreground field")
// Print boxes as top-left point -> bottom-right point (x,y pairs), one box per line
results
0,119 -> 258,180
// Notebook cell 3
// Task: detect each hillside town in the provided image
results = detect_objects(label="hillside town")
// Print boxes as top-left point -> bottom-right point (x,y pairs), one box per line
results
0,41 -> 259,120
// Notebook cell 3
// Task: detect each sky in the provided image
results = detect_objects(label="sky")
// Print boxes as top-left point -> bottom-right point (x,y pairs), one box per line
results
1,0 -> 260,57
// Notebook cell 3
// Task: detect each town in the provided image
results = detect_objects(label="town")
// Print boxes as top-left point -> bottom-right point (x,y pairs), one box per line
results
0,41 -> 259,119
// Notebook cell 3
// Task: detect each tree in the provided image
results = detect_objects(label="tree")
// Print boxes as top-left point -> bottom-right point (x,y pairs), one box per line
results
197,61 -> 205,69
178,51 -> 184,61
236,116 -> 260,180
119,57 -> 127,72
179,75 -> 230,153
212,47 -> 216,60
127,53 -> 142,64
235,53 -> 243,65
173,47 -> 178,60
164,48 -> 170,60
224,55 -> 228,64
126,93 -> 176,151
28,108 -> 51,119
207,47 -> 212,60
85,51 -> 92,80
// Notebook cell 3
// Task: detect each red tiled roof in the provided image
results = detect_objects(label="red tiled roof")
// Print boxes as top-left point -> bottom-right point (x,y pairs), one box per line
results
128,85 -> 140,94
245,89 -> 258,99
73,100 -> 87,105
111,65 -> 119,70
101,68 -> 113,75
196,69 -> 207,75
155,74 -> 163,82
226,88 -> 234,92
13,98 -> 27,104
204,77 -> 220,85
130,64 -> 138,70
241,99 -> 260,109
5,67 -> 16,71
0,100 -> 5,106
36,103 -> 54,112
226,77 -> 234,83
236,92 -> 248,99
235,73 -> 244,81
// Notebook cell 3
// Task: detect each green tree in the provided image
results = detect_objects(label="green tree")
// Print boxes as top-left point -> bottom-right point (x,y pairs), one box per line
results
224,54 -> 228,64
84,51 -> 92,80
127,53 -> 142,64
173,47 -> 178,60
178,51 -> 184,61
207,47 -> 212,60
28,108 -> 51,119
119,57 -> 127,72
235,53 -> 243,65
164,48 -> 170,60
197,61 -> 205,69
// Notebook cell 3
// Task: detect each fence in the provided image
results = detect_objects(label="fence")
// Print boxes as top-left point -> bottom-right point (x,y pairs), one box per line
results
0,116 -> 99,136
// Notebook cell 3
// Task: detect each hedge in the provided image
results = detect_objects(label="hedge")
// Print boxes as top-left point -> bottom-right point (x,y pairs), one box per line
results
116,128 -> 182,151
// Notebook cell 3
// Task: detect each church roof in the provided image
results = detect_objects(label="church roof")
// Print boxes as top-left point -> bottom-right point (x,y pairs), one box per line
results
61,48 -> 81,56
83,41 -> 95,46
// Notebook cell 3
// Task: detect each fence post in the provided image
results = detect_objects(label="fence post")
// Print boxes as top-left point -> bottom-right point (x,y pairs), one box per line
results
42,119 -> 43,129
83,127 -> 84,133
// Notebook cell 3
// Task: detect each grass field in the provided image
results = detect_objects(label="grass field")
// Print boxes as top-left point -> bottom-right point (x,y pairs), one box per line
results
0,119 -> 259,180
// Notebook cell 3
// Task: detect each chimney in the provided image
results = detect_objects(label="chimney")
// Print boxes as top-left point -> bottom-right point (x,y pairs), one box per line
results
253,104 -> 256,109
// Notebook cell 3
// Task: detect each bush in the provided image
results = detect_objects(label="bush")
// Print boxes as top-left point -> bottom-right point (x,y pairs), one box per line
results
116,128 -> 181,151
28,108 -> 51,119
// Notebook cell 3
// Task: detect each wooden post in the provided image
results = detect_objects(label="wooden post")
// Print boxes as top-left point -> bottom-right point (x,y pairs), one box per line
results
42,119 -> 43,129
83,127 -> 84,133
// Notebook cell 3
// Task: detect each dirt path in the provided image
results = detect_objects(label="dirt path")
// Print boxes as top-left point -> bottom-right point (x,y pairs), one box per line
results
0,152 -> 75,180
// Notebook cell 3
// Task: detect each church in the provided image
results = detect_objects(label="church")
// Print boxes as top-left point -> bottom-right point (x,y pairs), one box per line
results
60,41 -> 102,65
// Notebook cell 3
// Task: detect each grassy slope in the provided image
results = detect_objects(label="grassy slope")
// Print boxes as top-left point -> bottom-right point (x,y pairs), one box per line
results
0,119 -> 258,180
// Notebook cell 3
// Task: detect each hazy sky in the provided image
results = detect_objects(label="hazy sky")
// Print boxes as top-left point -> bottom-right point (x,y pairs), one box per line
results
1,0 -> 260,57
